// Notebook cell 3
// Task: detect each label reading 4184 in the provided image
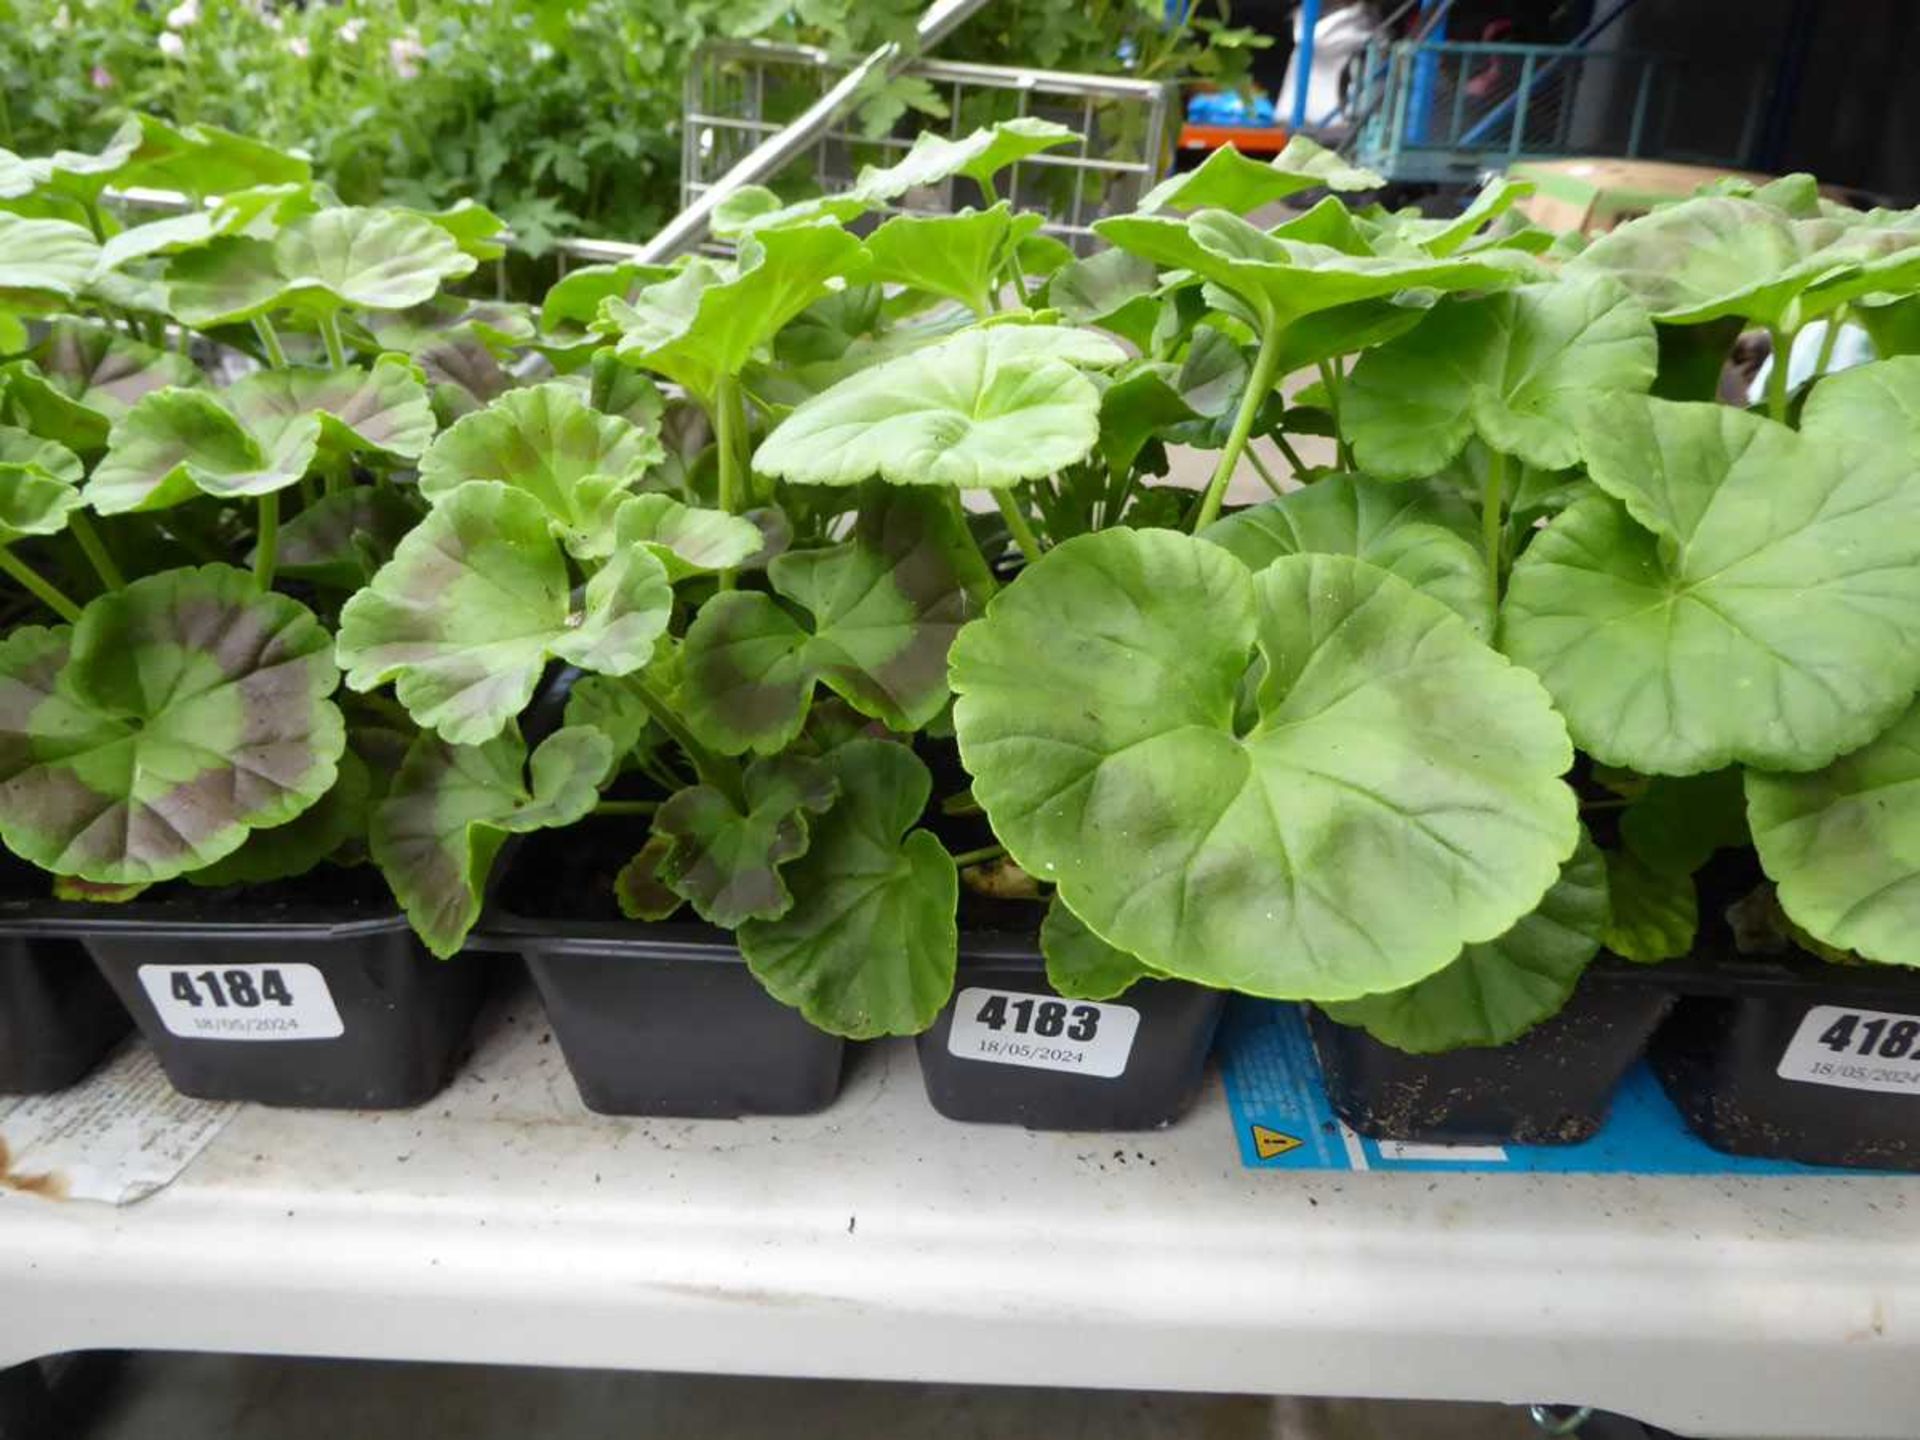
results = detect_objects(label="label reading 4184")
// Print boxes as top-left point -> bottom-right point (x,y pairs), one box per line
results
137,963 -> 344,1042
1776,1004 -> 1920,1095
946,987 -> 1140,1078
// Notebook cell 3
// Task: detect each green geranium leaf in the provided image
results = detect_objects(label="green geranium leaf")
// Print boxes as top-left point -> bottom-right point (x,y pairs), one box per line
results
600,223 -> 866,398
189,748 -> 371,888
87,387 -> 315,514
737,739 -> 957,1038
372,724 -> 611,958
755,324 -> 1126,488
1502,369 -> 1920,775
0,214 -> 100,312
1047,249 -> 1162,350
950,533 -> 1577,999
1097,363 -> 1202,478
404,199 -> 510,261
612,494 -> 762,580
1041,893 -> 1159,1001
274,486 -> 420,589
586,351 -> 666,429
1364,176 -> 1535,258
7,321 -> 202,451
1619,769 -> 1748,875
0,426 -> 82,485
0,566 -> 344,884
1138,136 -> 1383,215
1096,208 -> 1534,335
711,187 -> 868,239
681,487 -> 992,754
222,357 -> 438,464
1320,829 -> 1609,1052
653,754 -> 838,926
1344,273 -> 1658,476
1570,195 -> 1920,327
538,260 -> 674,335
563,674 -> 653,772
1201,474 -> 1492,636
337,482 -> 673,745
849,118 -> 1075,202
614,834 -> 683,922
0,465 -> 81,544
1603,849 -> 1696,963
166,207 -> 478,327
863,205 -> 1042,316
1748,699 -> 1920,967
417,383 -> 665,560
83,115 -> 309,199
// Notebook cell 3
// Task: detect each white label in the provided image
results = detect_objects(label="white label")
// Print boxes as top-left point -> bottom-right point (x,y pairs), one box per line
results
1777,1004 -> 1920,1095
946,988 -> 1139,1078
137,963 -> 344,1042
1377,1140 -> 1511,1163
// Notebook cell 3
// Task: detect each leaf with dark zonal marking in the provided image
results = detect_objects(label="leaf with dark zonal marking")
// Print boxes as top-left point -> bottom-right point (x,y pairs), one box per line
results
1041,893 -> 1161,1001
273,486 -> 421,589
614,834 -> 683,921
737,739 -> 956,1037
86,387 -> 317,514
372,724 -> 611,957
3,321 -> 203,454
336,481 -> 674,745
0,565 -> 345,884
188,748 -> 372,888
612,494 -> 763,581
221,356 -> 437,463
652,754 -> 838,926
680,487 -> 993,754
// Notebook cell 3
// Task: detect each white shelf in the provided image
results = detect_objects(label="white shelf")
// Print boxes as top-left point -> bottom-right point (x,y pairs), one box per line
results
3,987 -> 1916,1439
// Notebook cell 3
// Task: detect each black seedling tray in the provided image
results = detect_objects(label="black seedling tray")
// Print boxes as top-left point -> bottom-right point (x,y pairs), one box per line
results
917,912 -> 1226,1132
1307,962 -> 1678,1145
490,825 -> 846,1119
0,937 -> 129,1094
0,868 -> 485,1109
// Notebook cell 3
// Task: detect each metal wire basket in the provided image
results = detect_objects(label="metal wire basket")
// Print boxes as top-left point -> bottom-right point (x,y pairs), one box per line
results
681,38 -> 1175,254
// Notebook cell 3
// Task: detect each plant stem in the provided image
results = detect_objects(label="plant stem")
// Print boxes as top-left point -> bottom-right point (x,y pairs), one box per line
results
1246,446 -> 1288,499
352,692 -> 415,729
79,198 -> 107,243
1194,322 -> 1286,533
712,375 -> 743,590
593,799 -> 660,817
1809,308 -> 1846,385
946,490 -> 1000,592
318,312 -> 349,369
948,842 -> 1007,868
1269,430 -> 1310,480
252,316 -> 289,370
1765,325 -> 1794,423
66,513 -> 124,592
254,492 -> 279,590
1316,359 -> 1354,469
0,549 -> 82,622
993,490 -> 1044,565
631,676 -> 744,808
1482,447 -> 1508,613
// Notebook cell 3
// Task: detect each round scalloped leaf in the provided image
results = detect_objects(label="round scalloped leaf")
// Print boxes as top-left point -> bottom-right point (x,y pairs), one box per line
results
1040,894 -> 1160,1002
680,488 -> 993,754
222,357 -> 437,463
0,426 -> 82,485
1201,474 -> 1491,636
416,383 -> 664,560
863,205 -> 1043,317
166,207 -> 478,327
6,322 -> 203,455
1502,375 -> 1920,775
1138,136 -> 1383,215
600,223 -> 867,398
1319,830 -> 1608,1053
1095,209 -> 1534,334
1748,700 -> 1920,967
336,481 -> 673,745
653,754 -> 839,927
712,187 -> 868,240
188,748 -> 371,888
0,566 -> 344,884
1343,273 -> 1658,476
737,739 -> 957,1038
612,494 -> 763,581
950,533 -> 1577,999
273,486 -> 421,589
0,214 -> 99,312
849,119 -> 1075,203
86,387 -> 316,514
1602,849 -> 1697,963
371,724 -> 611,958
0,465 -> 81,544
614,834 -> 683,922
755,325 -> 1126,489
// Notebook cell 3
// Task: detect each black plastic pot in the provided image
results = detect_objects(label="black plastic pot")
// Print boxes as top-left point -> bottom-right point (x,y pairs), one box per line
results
917,917 -> 1226,1131
1308,964 -> 1677,1145
492,825 -> 846,1118
1650,963 -> 1920,1171
3,869 -> 484,1109
0,938 -> 128,1094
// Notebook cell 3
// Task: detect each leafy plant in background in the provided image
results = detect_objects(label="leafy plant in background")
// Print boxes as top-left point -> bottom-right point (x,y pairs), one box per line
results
7,112 -> 1920,1061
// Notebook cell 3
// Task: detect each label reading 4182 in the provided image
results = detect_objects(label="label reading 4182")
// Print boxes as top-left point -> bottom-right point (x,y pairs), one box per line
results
946,987 -> 1140,1078
1776,1004 -> 1920,1095
137,963 -> 344,1042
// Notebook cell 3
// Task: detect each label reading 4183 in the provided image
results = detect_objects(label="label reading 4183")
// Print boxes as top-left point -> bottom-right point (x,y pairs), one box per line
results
946,987 -> 1140,1078
1776,1004 -> 1920,1095
137,963 -> 344,1042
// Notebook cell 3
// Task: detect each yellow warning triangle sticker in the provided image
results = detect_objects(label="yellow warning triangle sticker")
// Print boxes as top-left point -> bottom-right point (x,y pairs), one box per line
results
1251,1125 -> 1303,1160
